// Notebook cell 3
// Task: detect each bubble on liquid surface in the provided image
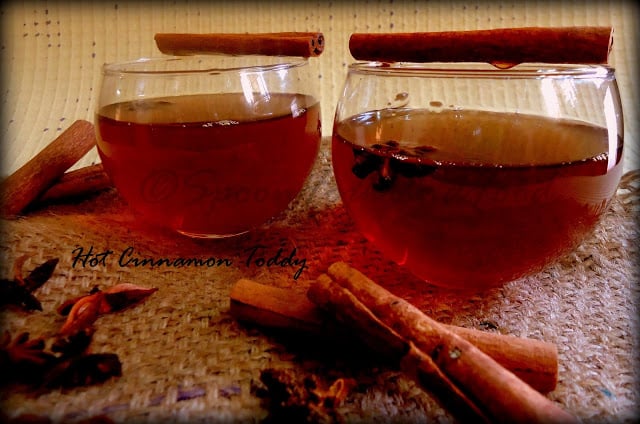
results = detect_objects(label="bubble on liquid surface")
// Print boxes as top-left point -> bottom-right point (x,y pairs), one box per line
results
127,100 -> 174,112
292,107 -> 307,118
395,92 -> 409,102
387,92 -> 409,108
213,120 -> 239,126
429,100 -> 444,112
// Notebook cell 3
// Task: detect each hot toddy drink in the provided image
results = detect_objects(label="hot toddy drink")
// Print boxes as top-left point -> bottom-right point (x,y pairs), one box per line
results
332,108 -> 622,288
97,93 -> 321,237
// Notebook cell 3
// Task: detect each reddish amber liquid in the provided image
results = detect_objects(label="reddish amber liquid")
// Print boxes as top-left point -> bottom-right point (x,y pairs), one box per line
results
97,93 -> 321,237
332,109 -> 623,289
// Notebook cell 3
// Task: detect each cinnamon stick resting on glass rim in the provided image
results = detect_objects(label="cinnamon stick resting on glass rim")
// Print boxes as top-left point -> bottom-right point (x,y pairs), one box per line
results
349,26 -> 613,65
155,32 -> 325,57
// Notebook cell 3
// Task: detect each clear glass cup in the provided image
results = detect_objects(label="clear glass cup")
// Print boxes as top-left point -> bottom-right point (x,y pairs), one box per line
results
96,55 -> 321,238
332,62 -> 624,289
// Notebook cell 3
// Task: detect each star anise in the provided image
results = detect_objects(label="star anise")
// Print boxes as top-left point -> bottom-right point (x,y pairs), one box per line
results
51,326 -> 95,358
0,331 -> 56,385
1,261 -> 155,395
41,353 -> 122,390
255,368 -> 357,424
351,140 -> 437,191
1,328 -> 121,391
0,256 -> 59,312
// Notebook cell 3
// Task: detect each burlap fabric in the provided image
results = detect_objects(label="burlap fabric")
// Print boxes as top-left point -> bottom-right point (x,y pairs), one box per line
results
1,138 -> 639,423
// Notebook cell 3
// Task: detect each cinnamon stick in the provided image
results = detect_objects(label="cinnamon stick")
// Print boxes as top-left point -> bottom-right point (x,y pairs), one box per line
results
155,32 -> 325,57
229,278 -> 558,393
349,26 -> 613,65
0,120 -> 97,218
230,279 -> 324,334
310,274 -> 491,423
37,163 -> 112,204
313,262 -> 578,424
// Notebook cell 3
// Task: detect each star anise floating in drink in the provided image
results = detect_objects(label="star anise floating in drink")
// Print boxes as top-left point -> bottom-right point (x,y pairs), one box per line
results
351,140 -> 437,191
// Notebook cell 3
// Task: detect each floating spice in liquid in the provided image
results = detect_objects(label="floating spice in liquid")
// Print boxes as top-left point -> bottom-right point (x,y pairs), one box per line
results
332,108 -> 622,289
96,93 -> 321,237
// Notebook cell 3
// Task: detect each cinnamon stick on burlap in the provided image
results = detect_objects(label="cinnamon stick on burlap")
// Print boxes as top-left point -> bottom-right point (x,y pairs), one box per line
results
349,26 -> 613,64
307,262 -> 579,424
0,120 -> 97,218
37,163 -> 112,204
311,274 -> 491,423
155,32 -> 325,57
230,278 -> 558,393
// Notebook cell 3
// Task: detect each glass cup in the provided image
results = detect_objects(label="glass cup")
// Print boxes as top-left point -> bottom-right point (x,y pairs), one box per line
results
332,62 -> 623,289
96,55 -> 321,238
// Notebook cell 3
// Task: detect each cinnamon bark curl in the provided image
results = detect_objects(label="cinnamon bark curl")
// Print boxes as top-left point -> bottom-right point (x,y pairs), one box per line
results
0,120 -> 97,218
349,27 -> 613,65
155,32 -> 324,57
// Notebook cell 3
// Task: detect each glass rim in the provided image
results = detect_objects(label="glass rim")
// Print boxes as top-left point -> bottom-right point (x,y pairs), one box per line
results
102,55 -> 309,76
347,61 -> 616,78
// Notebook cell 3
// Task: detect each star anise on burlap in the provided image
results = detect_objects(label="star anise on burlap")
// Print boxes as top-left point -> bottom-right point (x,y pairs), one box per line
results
40,283 -> 157,389
254,368 -> 357,423
1,257 -> 157,393
0,326 -> 121,391
0,331 -> 56,385
0,256 -> 59,311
